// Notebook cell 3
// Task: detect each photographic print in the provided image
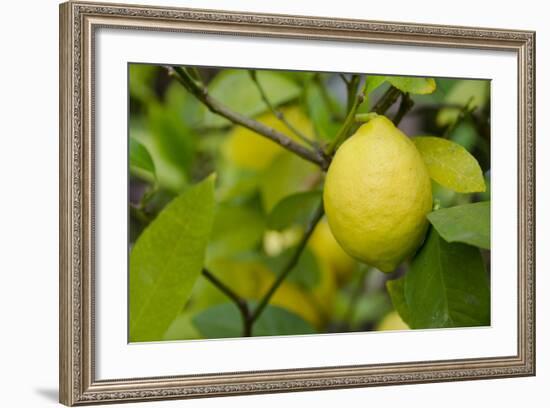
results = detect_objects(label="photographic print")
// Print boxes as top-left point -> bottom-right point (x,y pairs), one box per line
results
60,3 -> 535,404
128,65 -> 491,342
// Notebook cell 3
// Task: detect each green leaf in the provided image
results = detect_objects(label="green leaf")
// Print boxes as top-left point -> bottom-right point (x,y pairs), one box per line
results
304,81 -> 341,141
334,291 -> 391,329
365,75 -> 387,94
129,64 -> 158,104
163,312 -> 201,341
129,176 -> 216,342
386,76 -> 436,95
267,191 -> 322,231
427,202 -> 490,249
203,70 -> 301,128
395,228 -> 490,329
148,101 -> 196,177
193,303 -> 315,338
386,278 -> 412,326
129,121 -> 187,193
264,247 -> 321,289
129,137 -> 156,180
436,80 -> 490,126
413,136 -> 486,193
207,202 -> 266,261
260,152 -> 320,212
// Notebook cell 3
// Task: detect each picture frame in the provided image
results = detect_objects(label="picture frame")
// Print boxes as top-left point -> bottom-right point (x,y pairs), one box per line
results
59,1 -> 536,405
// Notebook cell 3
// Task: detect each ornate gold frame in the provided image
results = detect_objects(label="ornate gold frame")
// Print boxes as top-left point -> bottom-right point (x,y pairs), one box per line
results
59,1 -> 536,405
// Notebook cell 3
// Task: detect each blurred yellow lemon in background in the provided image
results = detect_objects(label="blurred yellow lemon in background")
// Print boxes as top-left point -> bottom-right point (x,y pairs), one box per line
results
192,258 -> 322,328
376,311 -> 410,331
323,115 -> 432,272
223,106 -> 314,171
309,218 -> 357,284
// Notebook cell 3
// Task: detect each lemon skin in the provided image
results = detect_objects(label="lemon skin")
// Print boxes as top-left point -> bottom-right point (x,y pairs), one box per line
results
309,218 -> 357,284
376,311 -> 410,331
323,115 -> 432,272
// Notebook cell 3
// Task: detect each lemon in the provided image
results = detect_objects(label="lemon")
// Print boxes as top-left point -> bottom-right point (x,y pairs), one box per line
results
323,115 -> 432,272
309,218 -> 357,284
223,106 -> 314,171
376,311 -> 410,331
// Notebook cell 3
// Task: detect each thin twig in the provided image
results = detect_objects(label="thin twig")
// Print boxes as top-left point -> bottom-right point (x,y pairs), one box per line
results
338,73 -> 350,86
326,79 -> 366,156
248,70 -> 316,148
202,268 -> 252,337
250,203 -> 325,323
167,66 -> 329,170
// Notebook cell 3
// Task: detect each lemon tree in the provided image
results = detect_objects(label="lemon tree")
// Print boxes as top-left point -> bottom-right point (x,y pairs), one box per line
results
128,66 -> 491,341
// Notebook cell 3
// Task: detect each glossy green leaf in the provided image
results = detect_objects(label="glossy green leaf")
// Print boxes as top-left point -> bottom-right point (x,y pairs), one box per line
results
129,137 -> 156,180
129,176 -> 216,342
260,152 -> 320,212
386,76 -> 436,95
193,302 -> 315,338
206,202 -> 266,261
392,228 -> 490,329
436,80 -> 490,126
267,191 -> 322,231
413,136 -> 486,193
427,202 -> 490,249
264,247 -> 321,289
385,278 -> 412,326
203,70 -> 301,127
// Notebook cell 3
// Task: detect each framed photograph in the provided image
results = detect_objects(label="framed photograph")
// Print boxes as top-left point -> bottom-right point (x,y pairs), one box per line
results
59,1 -> 535,405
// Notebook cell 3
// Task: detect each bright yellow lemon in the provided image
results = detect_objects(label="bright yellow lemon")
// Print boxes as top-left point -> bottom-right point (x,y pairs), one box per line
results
323,115 -> 432,272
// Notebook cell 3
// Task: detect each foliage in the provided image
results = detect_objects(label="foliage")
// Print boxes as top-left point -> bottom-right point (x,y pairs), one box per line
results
128,66 -> 491,342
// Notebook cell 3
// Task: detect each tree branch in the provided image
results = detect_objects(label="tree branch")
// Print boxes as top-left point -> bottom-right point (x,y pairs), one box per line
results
250,202 -> 325,323
393,93 -> 414,126
201,268 -> 252,337
167,66 -> 329,170
373,86 -> 401,115
248,70 -> 316,148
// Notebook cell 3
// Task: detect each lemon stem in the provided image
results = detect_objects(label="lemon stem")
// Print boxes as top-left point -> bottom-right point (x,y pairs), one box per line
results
355,112 -> 379,123
326,80 -> 367,155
